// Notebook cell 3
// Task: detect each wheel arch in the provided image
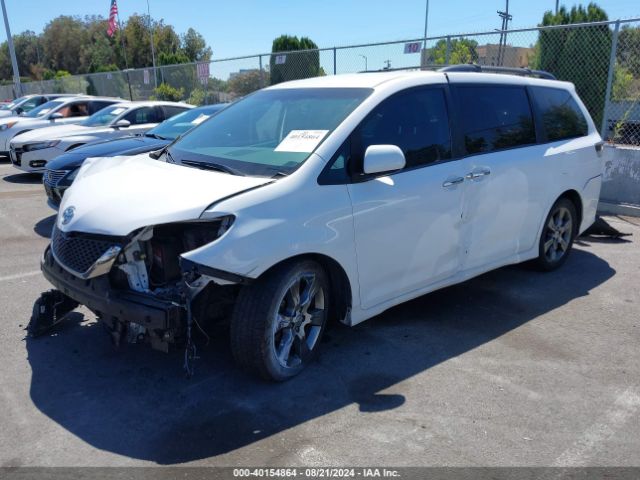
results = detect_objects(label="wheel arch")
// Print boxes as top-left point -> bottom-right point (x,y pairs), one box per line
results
257,252 -> 353,326
558,189 -> 583,234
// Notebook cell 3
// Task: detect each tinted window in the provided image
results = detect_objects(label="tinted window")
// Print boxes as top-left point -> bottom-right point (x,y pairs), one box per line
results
88,101 -> 117,115
532,86 -> 588,141
163,106 -> 189,119
124,107 -> 161,124
456,85 -> 536,155
355,88 -> 451,170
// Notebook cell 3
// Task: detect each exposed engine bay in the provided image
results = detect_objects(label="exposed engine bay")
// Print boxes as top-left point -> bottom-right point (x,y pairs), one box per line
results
34,216 -> 240,376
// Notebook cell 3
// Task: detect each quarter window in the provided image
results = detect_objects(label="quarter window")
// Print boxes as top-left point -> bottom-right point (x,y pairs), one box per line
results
531,86 -> 588,141
456,85 -> 536,155
354,88 -> 452,170
124,107 -> 161,125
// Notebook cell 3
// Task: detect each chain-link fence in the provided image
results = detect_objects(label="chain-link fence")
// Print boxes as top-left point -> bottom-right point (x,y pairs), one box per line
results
2,17 -> 639,145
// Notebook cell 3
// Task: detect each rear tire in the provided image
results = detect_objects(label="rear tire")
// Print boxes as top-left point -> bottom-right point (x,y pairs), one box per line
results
533,198 -> 577,271
230,260 -> 329,381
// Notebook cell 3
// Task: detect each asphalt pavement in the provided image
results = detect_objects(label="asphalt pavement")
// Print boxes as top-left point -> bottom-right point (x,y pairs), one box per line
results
0,159 -> 638,467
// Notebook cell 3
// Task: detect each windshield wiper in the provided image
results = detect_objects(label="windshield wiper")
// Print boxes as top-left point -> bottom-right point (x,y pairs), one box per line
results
181,159 -> 245,176
271,171 -> 289,178
145,133 -> 167,140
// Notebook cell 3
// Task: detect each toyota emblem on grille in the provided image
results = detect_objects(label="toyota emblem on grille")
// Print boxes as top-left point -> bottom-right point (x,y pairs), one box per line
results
61,206 -> 75,225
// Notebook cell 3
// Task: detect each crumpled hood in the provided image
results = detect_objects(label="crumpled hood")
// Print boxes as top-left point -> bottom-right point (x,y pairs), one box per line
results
11,123 -> 92,145
58,154 -> 272,236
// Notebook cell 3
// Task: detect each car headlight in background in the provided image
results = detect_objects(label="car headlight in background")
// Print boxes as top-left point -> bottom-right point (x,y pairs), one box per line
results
0,121 -> 17,131
23,140 -> 61,152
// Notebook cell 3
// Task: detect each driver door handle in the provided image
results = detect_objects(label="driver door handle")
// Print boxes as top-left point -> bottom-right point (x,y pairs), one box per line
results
442,176 -> 465,188
465,168 -> 491,180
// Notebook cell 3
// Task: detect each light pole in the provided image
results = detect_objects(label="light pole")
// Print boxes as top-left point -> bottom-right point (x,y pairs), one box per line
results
146,0 -> 158,88
359,54 -> 368,72
1,0 -> 21,97
423,0 -> 430,49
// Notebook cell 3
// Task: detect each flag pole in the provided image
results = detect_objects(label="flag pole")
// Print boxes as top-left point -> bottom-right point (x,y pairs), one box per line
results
118,18 -> 128,69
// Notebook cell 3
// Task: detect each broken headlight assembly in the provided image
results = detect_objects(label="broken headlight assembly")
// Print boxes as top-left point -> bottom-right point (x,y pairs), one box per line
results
111,215 -> 235,290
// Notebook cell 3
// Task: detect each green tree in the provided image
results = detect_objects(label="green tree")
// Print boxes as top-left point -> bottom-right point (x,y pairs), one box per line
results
534,3 -> 611,127
612,66 -> 634,101
428,38 -> 478,65
616,26 -> 640,77
41,16 -> 88,74
269,35 -> 320,85
182,28 -> 212,62
151,82 -> 184,101
228,69 -> 267,96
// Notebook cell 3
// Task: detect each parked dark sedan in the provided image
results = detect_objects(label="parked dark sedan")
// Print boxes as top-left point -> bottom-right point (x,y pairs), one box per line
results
43,103 -> 226,207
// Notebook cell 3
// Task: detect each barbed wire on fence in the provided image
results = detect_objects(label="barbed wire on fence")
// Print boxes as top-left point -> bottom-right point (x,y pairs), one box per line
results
1,17 -> 639,146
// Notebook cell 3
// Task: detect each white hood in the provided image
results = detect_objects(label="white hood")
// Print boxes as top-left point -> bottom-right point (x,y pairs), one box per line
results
58,154 -> 272,236
11,123 -> 92,145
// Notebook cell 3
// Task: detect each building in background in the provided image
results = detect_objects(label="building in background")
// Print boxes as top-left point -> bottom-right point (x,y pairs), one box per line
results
476,44 -> 534,68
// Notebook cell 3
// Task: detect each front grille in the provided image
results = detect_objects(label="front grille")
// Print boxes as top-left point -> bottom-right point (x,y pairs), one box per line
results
44,169 -> 68,186
52,226 -> 122,275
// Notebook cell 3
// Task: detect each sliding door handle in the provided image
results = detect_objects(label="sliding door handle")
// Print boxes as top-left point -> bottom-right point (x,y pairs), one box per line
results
465,168 -> 491,180
442,176 -> 465,188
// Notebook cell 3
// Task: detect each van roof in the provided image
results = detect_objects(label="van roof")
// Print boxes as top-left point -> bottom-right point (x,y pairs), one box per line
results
267,69 -> 574,91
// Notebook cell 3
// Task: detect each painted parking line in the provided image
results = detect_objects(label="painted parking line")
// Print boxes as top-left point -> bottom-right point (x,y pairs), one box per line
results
553,387 -> 640,466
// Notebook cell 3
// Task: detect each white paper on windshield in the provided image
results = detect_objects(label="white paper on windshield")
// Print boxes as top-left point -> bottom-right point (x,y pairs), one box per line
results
274,130 -> 329,153
191,114 -> 209,125
111,107 -> 126,115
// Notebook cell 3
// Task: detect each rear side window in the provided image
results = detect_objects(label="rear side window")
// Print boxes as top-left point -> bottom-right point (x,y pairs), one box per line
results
531,86 -> 588,141
88,101 -> 117,115
354,87 -> 452,170
163,106 -> 189,119
456,85 -> 536,155
124,107 -> 162,125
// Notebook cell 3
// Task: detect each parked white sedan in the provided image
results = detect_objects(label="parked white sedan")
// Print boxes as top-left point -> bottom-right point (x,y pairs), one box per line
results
10,101 -> 193,173
0,96 -> 122,158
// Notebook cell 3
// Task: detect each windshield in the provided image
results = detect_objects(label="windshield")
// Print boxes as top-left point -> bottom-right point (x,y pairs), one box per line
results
170,88 -> 371,177
24,99 -> 65,118
0,96 -> 28,111
147,106 -> 223,141
83,105 -> 128,127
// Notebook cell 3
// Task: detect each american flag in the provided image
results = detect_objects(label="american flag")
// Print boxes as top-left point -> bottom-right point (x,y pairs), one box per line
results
107,0 -> 119,37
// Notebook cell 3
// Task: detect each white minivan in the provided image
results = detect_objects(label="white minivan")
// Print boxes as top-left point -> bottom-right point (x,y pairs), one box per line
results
39,68 -> 604,381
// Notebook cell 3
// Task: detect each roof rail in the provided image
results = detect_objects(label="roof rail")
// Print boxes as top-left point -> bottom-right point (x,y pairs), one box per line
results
439,64 -> 557,80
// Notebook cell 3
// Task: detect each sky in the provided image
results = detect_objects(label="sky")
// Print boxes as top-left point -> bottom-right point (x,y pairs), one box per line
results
1,0 -> 639,80
2,0 -> 639,60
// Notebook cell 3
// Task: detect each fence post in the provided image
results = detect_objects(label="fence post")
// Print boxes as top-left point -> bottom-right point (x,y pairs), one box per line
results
333,47 -> 337,75
601,19 -> 621,139
445,36 -> 451,65
259,55 -> 265,88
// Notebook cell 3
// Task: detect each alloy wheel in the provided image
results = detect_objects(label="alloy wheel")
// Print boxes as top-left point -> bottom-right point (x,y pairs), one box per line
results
543,206 -> 573,263
272,273 -> 326,368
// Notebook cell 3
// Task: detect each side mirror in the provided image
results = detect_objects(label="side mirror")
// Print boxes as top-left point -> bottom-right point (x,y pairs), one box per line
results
363,145 -> 406,175
113,119 -> 131,129
14,107 -> 23,115
49,112 -> 64,120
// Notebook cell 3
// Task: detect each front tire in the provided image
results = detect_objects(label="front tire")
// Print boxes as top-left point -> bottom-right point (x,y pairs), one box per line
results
533,198 -> 577,271
230,260 -> 329,381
